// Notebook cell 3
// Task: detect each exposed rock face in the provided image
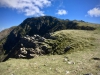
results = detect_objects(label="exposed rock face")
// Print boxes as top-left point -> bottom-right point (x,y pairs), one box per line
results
3,35 -> 51,60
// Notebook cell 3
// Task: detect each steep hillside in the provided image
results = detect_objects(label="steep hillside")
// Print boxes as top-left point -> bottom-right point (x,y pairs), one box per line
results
0,26 -> 16,61
3,16 -> 96,53
0,16 -> 99,61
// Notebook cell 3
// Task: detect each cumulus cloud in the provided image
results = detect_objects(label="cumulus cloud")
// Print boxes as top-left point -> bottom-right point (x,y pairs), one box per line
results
87,7 -> 100,17
56,9 -> 67,15
0,0 -> 52,16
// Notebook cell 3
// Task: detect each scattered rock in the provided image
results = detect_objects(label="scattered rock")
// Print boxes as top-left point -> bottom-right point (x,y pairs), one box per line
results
11,73 -> 14,75
68,61 -> 72,64
66,70 -> 70,74
68,61 -> 75,64
63,58 -> 68,62
92,57 -> 100,60
49,68 -> 52,70
83,73 -> 93,75
44,64 -> 47,66
18,54 -> 26,58
12,35 -> 52,59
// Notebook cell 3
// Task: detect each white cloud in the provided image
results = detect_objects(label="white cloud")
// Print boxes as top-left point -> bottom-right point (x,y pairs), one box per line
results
56,9 -> 68,15
87,7 -> 100,17
0,0 -> 52,16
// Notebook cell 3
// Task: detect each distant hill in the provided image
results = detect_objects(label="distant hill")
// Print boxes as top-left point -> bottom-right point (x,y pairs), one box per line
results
0,16 -> 99,61
0,26 -> 16,61
0,26 -> 16,41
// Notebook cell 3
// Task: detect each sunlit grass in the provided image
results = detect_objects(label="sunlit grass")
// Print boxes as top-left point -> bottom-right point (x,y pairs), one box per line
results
46,30 -> 95,54
0,28 -> 100,75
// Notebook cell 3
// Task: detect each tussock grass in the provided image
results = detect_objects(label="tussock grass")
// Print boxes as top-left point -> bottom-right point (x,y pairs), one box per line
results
46,30 -> 95,54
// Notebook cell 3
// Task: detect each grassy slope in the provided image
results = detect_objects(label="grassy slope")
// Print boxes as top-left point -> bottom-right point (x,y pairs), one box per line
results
75,21 -> 99,27
0,26 -> 100,75
45,30 -> 95,55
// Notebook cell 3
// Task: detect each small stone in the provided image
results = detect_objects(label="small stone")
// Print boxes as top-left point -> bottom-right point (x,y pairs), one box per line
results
66,70 -> 70,74
20,48 -> 23,51
84,73 -> 93,75
31,37 -> 35,40
18,54 -> 26,58
68,61 -> 72,64
24,36 -> 26,39
44,64 -> 47,66
21,43 -> 23,47
30,54 -> 35,57
26,35 -> 29,37
68,61 -> 75,64
49,68 -> 52,70
73,62 -> 75,64
11,73 -> 14,75
63,58 -> 68,62
27,37 -> 30,41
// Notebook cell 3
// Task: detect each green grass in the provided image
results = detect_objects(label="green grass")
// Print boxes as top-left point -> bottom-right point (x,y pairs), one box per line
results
76,21 -> 99,27
45,30 -> 95,54
0,46 -> 100,75
0,27 -> 100,75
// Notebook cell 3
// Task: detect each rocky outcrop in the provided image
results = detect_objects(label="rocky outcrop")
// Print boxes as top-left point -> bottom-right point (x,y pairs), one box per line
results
3,34 -> 52,61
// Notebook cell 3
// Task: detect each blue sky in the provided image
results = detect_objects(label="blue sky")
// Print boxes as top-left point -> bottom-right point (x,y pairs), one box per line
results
0,0 -> 100,31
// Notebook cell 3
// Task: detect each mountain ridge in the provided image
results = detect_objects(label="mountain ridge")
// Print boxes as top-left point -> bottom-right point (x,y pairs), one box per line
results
0,16 -> 99,61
